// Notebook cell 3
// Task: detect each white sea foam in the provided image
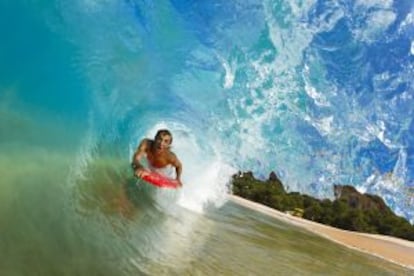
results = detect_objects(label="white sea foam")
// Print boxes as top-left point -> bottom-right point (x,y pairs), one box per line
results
399,12 -> 414,37
304,81 -> 330,107
217,54 -> 236,89
263,0 -> 314,72
353,10 -> 396,43
352,0 -> 396,43
411,41 -> 414,56
176,161 -> 236,213
355,0 -> 393,9
400,11 -> 414,27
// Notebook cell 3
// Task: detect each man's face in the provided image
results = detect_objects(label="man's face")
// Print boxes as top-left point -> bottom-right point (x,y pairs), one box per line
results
155,134 -> 172,150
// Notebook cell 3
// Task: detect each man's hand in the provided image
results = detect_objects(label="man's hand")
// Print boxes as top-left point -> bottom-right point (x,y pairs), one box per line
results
176,179 -> 183,187
134,168 -> 150,178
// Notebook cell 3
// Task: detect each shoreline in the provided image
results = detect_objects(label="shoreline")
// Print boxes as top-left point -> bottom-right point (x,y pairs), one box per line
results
229,194 -> 414,270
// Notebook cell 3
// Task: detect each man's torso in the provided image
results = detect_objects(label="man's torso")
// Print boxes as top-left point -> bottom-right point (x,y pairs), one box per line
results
145,140 -> 172,168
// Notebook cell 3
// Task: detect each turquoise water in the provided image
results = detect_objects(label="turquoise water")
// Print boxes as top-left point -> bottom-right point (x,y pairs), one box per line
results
0,154 -> 410,275
1,0 -> 414,274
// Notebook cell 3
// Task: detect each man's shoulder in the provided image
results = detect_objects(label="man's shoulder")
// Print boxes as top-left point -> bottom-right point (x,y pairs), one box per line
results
167,150 -> 178,161
139,138 -> 153,149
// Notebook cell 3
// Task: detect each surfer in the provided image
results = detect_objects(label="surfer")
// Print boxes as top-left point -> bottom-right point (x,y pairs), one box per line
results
131,129 -> 182,186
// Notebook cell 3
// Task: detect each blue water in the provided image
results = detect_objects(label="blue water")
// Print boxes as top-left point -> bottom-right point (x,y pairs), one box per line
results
1,0 -> 414,274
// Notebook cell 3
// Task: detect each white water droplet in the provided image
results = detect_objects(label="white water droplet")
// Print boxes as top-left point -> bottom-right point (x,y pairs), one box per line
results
410,41 -> 414,56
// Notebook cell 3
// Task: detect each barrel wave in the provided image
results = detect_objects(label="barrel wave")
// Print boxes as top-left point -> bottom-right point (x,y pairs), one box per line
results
1,0 -> 413,274
57,0 -> 414,220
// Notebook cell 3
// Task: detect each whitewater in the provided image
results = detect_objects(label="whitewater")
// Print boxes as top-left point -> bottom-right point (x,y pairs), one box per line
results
1,0 -> 413,274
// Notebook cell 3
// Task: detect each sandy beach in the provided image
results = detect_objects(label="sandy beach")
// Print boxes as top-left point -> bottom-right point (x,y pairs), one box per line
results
229,195 -> 414,270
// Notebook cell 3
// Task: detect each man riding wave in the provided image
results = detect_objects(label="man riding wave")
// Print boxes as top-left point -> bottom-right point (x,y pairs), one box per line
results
131,129 -> 183,187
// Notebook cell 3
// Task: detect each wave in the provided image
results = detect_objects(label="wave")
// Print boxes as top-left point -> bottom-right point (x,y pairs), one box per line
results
2,0 -> 413,222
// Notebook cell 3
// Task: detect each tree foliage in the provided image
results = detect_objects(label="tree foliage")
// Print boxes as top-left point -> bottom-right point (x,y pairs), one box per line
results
232,171 -> 414,241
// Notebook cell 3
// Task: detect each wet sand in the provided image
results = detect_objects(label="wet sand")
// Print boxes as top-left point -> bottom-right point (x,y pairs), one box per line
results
229,195 -> 414,270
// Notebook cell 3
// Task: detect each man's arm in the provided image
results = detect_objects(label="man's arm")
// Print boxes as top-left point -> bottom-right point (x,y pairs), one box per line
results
170,153 -> 182,186
132,139 -> 149,177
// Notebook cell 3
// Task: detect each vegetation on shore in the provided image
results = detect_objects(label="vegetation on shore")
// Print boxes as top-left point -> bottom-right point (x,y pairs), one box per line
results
231,171 -> 414,241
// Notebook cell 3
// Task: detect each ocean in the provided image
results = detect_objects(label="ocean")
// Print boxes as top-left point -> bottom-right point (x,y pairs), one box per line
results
1,0 -> 413,274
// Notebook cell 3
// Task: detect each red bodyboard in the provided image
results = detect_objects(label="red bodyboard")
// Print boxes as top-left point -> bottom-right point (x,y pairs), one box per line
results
141,171 -> 180,189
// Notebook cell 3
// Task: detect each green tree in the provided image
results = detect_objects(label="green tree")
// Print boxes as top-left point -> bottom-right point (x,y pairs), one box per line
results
304,202 -> 323,221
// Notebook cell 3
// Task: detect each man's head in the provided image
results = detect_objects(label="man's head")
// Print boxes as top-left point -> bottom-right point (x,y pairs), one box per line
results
154,129 -> 173,150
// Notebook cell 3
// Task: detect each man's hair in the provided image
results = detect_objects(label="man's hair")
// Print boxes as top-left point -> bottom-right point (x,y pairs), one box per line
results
154,129 -> 173,143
